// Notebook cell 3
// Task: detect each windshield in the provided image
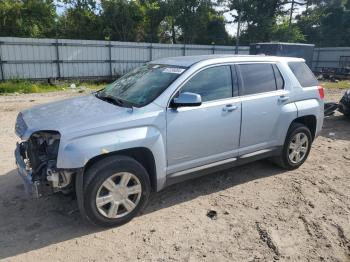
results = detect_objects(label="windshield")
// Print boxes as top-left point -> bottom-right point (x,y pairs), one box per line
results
97,64 -> 186,107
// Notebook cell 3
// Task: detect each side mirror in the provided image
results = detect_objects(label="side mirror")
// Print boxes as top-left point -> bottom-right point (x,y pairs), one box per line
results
171,92 -> 202,108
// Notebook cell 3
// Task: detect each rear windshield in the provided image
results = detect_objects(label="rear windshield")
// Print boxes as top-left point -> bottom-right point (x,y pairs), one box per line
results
288,62 -> 318,87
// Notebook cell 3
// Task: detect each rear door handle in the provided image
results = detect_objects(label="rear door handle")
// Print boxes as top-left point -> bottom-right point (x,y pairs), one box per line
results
278,95 -> 289,102
223,104 -> 238,112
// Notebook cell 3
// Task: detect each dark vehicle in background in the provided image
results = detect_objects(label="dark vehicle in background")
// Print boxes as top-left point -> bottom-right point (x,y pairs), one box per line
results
250,43 -> 315,68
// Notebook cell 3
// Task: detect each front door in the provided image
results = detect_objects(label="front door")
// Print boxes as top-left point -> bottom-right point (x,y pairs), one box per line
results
166,65 -> 241,175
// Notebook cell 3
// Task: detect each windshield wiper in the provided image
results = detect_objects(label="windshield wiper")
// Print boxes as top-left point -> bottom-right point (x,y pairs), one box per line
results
95,92 -> 134,108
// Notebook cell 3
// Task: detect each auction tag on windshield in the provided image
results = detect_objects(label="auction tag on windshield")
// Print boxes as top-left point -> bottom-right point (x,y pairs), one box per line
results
162,68 -> 185,74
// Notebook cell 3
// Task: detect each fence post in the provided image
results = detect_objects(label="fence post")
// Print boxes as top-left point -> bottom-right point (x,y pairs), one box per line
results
0,41 -> 4,81
212,44 -> 215,54
54,39 -> 61,79
182,43 -> 186,56
314,48 -> 320,70
108,41 -> 112,78
149,43 -> 153,61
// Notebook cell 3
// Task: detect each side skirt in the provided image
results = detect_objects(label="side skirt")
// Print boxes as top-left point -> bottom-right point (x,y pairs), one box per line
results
165,147 -> 282,187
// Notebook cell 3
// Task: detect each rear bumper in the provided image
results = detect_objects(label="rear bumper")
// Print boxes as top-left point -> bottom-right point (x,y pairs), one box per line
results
15,143 -> 41,198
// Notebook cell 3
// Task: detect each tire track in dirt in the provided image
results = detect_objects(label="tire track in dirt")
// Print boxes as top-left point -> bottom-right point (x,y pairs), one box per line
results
331,223 -> 350,257
255,222 -> 280,259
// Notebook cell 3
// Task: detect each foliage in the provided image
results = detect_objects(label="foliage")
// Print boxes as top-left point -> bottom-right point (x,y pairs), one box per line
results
57,0 -> 102,39
295,7 -> 324,45
139,0 -> 166,43
321,80 -> 350,89
0,0 -> 57,37
227,0 -> 287,44
317,3 -> 350,47
101,0 -> 143,41
271,19 -> 305,42
167,0 -> 228,44
0,79 -> 64,93
296,0 -> 350,46
0,79 -> 105,94
0,0 -> 350,46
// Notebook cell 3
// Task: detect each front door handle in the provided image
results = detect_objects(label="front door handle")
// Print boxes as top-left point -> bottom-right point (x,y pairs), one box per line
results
223,104 -> 238,112
278,95 -> 289,102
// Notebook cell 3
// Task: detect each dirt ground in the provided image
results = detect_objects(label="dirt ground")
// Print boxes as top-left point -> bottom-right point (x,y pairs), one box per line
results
0,89 -> 349,262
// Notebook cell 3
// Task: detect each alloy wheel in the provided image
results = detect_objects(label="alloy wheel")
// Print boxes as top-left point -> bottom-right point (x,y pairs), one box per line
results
288,132 -> 309,164
95,172 -> 142,219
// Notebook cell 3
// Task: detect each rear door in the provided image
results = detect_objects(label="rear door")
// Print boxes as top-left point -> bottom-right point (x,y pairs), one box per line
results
236,63 -> 294,155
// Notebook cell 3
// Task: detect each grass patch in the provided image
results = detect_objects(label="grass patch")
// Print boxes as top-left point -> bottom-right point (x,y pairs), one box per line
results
0,80 -> 107,94
320,80 -> 350,89
0,80 -> 64,94
4,79 -> 347,94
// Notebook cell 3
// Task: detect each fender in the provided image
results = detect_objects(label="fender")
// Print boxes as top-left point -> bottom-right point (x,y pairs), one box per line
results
275,102 -> 299,144
295,98 -> 320,116
294,98 -> 324,137
56,126 -> 168,190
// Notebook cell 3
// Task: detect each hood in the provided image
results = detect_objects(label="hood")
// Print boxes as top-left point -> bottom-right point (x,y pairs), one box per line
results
18,94 -> 133,139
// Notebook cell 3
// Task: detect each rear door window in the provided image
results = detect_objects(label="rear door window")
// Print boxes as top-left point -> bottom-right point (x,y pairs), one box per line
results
237,63 -> 277,95
288,62 -> 318,87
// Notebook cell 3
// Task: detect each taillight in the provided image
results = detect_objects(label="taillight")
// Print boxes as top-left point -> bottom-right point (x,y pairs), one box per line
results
318,85 -> 324,100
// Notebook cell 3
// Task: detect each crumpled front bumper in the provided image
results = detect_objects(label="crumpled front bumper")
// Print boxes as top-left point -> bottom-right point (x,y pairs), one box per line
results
15,142 -> 41,198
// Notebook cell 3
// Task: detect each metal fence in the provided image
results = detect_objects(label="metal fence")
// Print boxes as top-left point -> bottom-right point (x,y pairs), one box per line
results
0,37 -> 349,81
0,37 -> 249,81
312,47 -> 350,72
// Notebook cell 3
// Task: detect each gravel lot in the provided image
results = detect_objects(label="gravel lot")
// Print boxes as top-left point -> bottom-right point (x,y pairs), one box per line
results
0,89 -> 349,261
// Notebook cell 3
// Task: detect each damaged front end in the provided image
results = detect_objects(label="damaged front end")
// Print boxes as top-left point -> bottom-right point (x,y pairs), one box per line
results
15,131 -> 75,198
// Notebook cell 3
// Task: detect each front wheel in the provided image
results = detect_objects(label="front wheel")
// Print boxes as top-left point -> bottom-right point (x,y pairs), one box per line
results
82,156 -> 151,227
273,123 -> 312,170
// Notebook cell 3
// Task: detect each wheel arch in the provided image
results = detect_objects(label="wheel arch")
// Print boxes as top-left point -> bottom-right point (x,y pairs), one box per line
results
84,147 -> 157,192
290,115 -> 317,140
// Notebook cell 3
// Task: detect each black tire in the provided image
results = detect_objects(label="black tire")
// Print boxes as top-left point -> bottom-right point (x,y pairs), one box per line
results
82,155 -> 151,227
273,122 -> 312,170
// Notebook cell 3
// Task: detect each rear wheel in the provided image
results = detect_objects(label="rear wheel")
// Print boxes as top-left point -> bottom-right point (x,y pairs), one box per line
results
82,156 -> 151,227
273,123 -> 312,170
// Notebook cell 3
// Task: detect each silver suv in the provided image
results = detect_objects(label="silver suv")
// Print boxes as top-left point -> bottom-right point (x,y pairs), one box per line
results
15,55 -> 324,227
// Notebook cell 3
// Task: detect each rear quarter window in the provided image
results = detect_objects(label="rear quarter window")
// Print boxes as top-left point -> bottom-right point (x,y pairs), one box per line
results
288,62 -> 318,87
272,64 -> 284,90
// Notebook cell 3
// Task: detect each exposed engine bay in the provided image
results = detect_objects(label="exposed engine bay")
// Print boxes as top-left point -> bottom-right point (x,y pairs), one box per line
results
18,131 -> 75,197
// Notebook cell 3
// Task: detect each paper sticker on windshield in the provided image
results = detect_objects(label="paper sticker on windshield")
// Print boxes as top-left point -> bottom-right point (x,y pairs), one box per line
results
162,68 -> 185,74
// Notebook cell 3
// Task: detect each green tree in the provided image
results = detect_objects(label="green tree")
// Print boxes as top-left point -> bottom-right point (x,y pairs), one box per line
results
296,6 -> 325,45
205,17 -> 229,45
161,0 -> 183,43
57,0 -> 102,39
271,19 -> 305,42
319,4 -> 350,46
0,0 -> 57,37
0,0 -> 23,36
296,0 -> 350,46
101,0 -> 143,41
171,0 -> 228,44
228,0 -> 286,44
176,0 -> 205,44
194,3 -> 229,45
139,0 -> 166,43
